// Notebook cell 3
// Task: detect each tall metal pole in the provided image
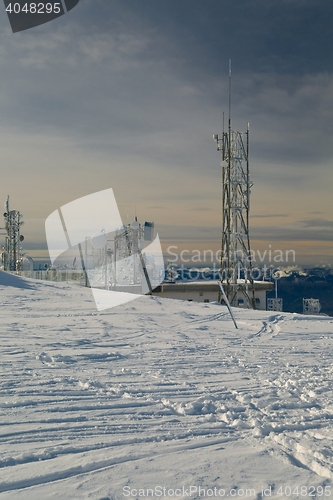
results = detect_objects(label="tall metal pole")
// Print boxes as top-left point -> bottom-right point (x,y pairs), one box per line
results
246,123 -> 256,308
228,60 -> 233,297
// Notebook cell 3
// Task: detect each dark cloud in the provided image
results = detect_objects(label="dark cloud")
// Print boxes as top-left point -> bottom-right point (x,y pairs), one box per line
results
95,0 -> 333,77
251,225 -> 333,242
252,214 -> 289,219
300,218 -> 333,228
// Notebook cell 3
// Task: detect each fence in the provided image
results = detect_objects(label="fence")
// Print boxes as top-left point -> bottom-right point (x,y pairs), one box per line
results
11,269 -> 87,286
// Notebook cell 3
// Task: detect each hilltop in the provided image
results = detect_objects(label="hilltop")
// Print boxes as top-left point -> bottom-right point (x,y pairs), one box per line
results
0,275 -> 332,499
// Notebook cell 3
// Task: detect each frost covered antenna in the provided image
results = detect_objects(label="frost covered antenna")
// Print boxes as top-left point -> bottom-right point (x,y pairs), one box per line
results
2,195 -> 25,271
213,61 -> 256,309
303,298 -> 321,315
267,274 -> 283,311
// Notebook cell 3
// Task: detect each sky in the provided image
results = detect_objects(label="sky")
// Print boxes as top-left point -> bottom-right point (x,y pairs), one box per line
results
0,0 -> 332,268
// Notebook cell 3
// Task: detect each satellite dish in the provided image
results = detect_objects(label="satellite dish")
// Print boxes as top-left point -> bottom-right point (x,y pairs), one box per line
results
20,235 -> 24,242
91,230 -> 107,249
131,221 -> 139,229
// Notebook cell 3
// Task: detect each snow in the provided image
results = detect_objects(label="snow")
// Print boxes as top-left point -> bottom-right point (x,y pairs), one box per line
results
0,271 -> 333,499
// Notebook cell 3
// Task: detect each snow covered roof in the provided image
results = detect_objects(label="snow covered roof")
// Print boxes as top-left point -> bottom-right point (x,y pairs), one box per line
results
159,280 -> 273,290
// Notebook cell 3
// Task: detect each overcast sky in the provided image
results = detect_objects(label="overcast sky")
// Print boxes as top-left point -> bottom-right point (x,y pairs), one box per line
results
0,0 -> 332,267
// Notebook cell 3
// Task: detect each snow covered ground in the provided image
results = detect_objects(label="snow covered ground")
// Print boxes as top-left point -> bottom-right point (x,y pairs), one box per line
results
0,271 -> 333,500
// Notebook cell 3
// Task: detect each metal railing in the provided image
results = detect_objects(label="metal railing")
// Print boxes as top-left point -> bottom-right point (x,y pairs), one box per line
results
10,269 -> 86,286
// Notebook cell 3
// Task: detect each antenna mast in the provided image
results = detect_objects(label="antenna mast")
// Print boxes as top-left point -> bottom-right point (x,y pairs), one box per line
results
213,61 -> 256,308
2,196 -> 25,272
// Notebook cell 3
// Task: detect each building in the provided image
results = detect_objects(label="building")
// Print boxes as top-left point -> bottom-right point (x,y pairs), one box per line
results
153,280 -> 273,310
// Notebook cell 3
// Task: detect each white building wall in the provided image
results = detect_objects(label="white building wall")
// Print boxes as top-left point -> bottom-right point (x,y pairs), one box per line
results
153,283 -> 272,310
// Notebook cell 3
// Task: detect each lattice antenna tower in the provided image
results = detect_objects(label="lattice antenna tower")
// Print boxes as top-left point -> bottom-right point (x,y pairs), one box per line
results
213,61 -> 256,308
3,196 -> 24,271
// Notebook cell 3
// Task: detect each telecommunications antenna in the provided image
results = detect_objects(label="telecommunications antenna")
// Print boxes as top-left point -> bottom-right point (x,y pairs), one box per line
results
213,60 -> 256,310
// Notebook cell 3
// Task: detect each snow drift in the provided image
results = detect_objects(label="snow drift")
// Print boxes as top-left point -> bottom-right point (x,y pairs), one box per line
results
0,273 -> 332,499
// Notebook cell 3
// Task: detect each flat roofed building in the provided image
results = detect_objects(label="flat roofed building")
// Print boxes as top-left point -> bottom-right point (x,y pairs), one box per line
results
153,281 -> 273,310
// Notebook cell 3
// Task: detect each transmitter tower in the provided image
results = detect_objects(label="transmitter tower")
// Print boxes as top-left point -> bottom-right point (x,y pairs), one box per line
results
3,196 -> 24,271
213,62 -> 256,308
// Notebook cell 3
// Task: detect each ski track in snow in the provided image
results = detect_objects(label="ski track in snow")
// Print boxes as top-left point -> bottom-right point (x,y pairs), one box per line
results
0,274 -> 333,499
